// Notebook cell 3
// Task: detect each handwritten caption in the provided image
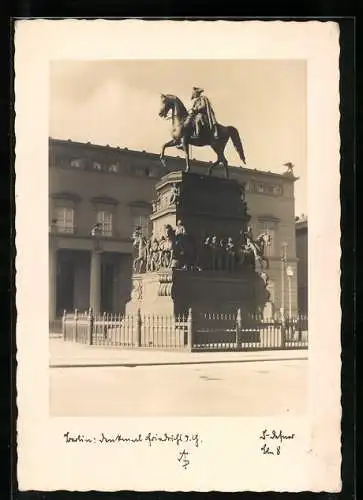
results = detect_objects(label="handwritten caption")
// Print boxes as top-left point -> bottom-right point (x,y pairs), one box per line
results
63,432 -> 202,470
259,429 -> 295,456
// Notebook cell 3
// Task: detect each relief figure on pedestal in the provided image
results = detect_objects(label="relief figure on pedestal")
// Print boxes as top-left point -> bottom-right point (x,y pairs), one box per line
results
169,183 -> 181,206
132,226 -> 148,273
241,226 -> 271,270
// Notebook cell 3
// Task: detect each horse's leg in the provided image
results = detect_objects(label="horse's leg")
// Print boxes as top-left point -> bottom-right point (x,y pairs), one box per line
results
160,139 -> 178,167
213,135 -> 230,178
181,137 -> 191,173
222,155 -> 229,179
219,145 -> 229,179
209,145 -> 222,176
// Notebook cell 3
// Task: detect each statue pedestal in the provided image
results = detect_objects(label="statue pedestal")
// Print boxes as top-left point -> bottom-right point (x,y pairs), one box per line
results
126,172 -> 269,318
150,170 -> 250,241
126,267 -> 269,316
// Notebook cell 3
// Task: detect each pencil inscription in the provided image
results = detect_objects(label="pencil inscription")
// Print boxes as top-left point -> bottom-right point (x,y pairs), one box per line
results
63,431 -> 201,469
259,429 -> 295,456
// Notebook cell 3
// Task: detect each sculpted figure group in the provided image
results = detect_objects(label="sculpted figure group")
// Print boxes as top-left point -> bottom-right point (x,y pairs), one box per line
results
132,222 -> 271,274
132,220 -> 195,273
152,184 -> 181,213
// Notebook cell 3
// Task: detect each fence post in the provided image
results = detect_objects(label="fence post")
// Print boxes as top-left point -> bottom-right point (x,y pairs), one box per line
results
103,312 -> 107,339
74,308 -> 78,342
236,308 -> 242,349
136,308 -> 142,347
297,315 -> 302,341
187,308 -> 193,351
88,307 -> 94,345
62,309 -> 66,341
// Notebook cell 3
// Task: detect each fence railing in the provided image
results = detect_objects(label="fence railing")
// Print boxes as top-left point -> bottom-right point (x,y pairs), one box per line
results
61,308 -> 308,352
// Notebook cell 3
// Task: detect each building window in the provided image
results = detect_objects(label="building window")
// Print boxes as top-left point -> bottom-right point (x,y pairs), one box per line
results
257,221 -> 277,257
70,158 -> 84,169
273,185 -> 283,195
97,210 -> 113,236
264,228 -> 275,257
132,214 -> 150,237
55,207 -> 75,233
150,167 -> 159,178
92,161 -> 103,171
108,163 -> 119,173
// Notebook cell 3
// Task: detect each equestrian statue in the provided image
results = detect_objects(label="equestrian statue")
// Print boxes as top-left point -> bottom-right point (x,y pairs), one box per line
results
159,87 -> 246,178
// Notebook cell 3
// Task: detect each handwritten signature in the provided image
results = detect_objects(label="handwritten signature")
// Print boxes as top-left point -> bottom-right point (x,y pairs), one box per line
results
259,429 -> 295,456
64,431 -> 201,448
63,432 -> 201,470
177,449 -> 190,470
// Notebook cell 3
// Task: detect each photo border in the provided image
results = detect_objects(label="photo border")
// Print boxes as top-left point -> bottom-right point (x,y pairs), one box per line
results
10,17 -> 356,497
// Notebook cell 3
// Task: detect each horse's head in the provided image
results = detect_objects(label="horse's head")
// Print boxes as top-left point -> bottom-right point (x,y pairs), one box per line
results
159,94 -> 172,118
159,94 -> 187,120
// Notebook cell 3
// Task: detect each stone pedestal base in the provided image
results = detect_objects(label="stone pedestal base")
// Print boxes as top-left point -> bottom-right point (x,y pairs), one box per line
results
125,268 -> 268,316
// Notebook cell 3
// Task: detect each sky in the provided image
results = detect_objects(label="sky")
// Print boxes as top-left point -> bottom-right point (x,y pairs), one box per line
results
49,59 -> 307,215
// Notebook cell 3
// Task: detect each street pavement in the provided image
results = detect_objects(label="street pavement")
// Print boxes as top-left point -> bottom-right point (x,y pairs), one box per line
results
49,339 -> 308,417
49,338 -> 308,367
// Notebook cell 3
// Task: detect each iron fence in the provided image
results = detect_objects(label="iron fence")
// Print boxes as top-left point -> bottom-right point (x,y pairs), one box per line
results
61,308 -> 308,352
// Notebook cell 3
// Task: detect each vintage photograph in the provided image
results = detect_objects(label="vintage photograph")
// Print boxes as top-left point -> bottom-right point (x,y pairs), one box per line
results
16,20 -> 341,492
49,59 -> 309,417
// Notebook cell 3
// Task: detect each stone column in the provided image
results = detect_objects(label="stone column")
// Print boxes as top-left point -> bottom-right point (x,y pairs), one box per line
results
89,250 -> 102,314
49,244 -> 57,321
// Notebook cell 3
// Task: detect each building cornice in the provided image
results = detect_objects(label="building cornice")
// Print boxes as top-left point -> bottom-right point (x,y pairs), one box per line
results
50,191 -> 82,202
256,214 -> 281,223
128,200 -> 153,210
90,195 -> 119,206
49,137 -> 298,183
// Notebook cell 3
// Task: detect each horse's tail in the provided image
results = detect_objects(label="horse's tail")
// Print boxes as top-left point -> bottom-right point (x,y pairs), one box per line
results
228,126 -> 246,164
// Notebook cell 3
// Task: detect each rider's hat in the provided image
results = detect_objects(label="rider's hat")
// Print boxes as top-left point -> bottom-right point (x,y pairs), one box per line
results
192,87 -> 204,95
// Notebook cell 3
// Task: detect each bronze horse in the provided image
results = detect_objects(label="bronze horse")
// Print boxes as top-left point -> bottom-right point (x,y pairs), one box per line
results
159,94 -> 246,178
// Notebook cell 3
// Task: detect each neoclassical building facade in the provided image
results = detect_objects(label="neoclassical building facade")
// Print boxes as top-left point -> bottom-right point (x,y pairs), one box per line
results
49,138 -> 299,319
295,214 -> 308,315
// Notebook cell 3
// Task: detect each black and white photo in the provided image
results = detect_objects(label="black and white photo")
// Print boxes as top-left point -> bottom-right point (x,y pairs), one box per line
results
15,20 -> 341,492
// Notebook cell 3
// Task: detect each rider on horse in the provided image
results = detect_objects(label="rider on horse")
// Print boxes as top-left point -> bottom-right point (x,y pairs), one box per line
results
159,91 -> 246,177
190,87 -> 219,140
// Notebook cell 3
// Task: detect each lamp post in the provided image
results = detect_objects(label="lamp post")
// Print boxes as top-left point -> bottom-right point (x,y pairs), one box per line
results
286,265 -> 294,318
280,242 -> 288,320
